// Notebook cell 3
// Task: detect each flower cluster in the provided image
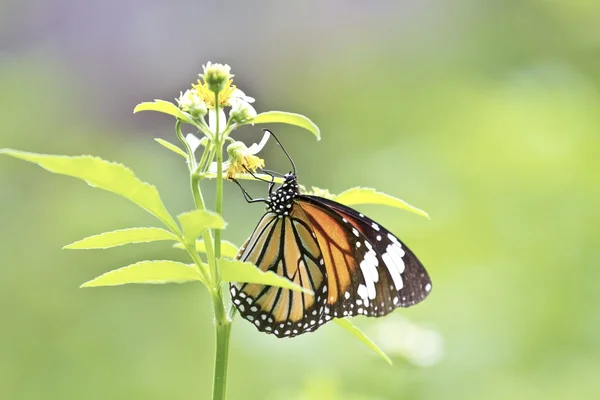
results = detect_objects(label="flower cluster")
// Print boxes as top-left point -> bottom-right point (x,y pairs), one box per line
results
177,62 -> 265,179
136,61 -> 319,181
177,62 -> 256,125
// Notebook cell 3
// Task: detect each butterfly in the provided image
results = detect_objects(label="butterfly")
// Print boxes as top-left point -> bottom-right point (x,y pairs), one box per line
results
229,132 -> 431,338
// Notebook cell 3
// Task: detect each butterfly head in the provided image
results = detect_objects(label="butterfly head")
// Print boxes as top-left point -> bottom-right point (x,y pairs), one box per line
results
266,173 -> 299,216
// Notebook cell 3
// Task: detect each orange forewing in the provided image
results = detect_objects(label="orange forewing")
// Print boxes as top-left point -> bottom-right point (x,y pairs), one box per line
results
297,202 -> 357,305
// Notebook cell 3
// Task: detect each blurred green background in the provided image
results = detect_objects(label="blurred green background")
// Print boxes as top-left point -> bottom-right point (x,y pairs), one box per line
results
1,1 -> 599,399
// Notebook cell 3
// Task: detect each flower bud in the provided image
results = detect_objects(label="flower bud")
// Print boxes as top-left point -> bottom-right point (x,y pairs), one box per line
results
177,89 -> 207,118
229,99 -> 257,123
202,62 -> 233,94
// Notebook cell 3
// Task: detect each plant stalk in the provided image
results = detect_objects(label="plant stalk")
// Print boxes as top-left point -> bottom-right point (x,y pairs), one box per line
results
211,90 -> 231,400
211,288 -> 232,400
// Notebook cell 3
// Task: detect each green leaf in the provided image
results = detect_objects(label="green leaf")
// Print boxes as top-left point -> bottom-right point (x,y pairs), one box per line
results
154,138 -> 188,159
133,100 -> 196,125
178,210 -> 226,244
173,240 -> 239,258
0,149 -> 180,233
219,259 -> 312,294
64,227 -> 179,250
334,187 -> 429,219
334,318 -> 393,366
245,111 -> 321,141
80,260 -> 204,287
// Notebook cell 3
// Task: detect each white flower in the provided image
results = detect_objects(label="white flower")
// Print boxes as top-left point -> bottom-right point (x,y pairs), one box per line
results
228,88 -> 257,123
208,130 -> 271,177
185,133 -> 202,153
246,129 -> 270,154
229,98 -> 257,123
207,108 -> 227,136
230,88 -> 255,104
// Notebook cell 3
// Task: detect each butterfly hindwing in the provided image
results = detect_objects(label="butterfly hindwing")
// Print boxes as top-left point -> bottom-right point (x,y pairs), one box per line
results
230,206 -> 329,338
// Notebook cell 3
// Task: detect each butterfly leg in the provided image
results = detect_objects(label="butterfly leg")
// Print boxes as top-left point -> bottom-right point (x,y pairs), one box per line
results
261,170 -> 277,195
258,169 -> 286,194
231,178 -> 267,204
243,166 -> 277,194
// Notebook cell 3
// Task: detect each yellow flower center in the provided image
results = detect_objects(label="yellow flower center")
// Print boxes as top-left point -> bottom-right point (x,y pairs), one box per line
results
192,79 -> 237,109
226,154 -> 265,180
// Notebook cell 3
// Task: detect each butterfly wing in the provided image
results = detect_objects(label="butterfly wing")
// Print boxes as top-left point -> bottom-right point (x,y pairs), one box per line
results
230,191 -> 431,338
229,207 -> 329,338
297,195 -> 432,319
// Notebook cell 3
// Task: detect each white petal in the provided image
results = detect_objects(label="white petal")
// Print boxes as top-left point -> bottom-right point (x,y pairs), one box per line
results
245,103 -> 257,119
247,130 -> 270,154
208,161 -> 231,174
208,109 -> 216,133
185,133 -> 201,153
231,88 -> 255,103
208,109 -> 227,135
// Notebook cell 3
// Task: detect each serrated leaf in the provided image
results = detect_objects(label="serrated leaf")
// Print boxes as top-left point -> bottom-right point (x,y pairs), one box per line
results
178,210 -> 226,244
173,240 -> 239,258
133,100 -> 196,125
244,111 -> 320,141
80,260 -> 204,287
334,318 -> 393,366
335,187 -> 429,219
154,138 -> 188,159
0,149 -> 180,233
64,227 -> 179,249
219,259 -> 312,294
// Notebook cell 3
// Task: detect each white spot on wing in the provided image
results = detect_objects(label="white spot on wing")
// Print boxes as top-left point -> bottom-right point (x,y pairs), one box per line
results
360,249 -> 380,286
382,249 -> 404,291
357,284 -> 368,300
358,259 -> 377,299
387,243 -> 406,274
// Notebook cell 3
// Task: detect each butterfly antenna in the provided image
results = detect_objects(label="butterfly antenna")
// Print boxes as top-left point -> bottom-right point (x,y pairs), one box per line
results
263,129 -> 297,175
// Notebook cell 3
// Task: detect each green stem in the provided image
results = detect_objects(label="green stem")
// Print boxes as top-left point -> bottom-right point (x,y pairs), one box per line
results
214,138 -> 224,261
183,241 -> 210,288
175,120 -> 197,171
190,173 -> 217,277
211,91 -> 230,400
214,91 -> 223,267
195,141 -> 211,176
211,288 -> 231,400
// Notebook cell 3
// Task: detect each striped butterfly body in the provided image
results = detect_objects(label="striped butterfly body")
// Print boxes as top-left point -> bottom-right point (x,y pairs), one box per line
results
230,173 -> 432,338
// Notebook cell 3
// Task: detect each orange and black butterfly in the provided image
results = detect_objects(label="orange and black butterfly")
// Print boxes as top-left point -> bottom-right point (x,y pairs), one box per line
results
230,132 -> 431,338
